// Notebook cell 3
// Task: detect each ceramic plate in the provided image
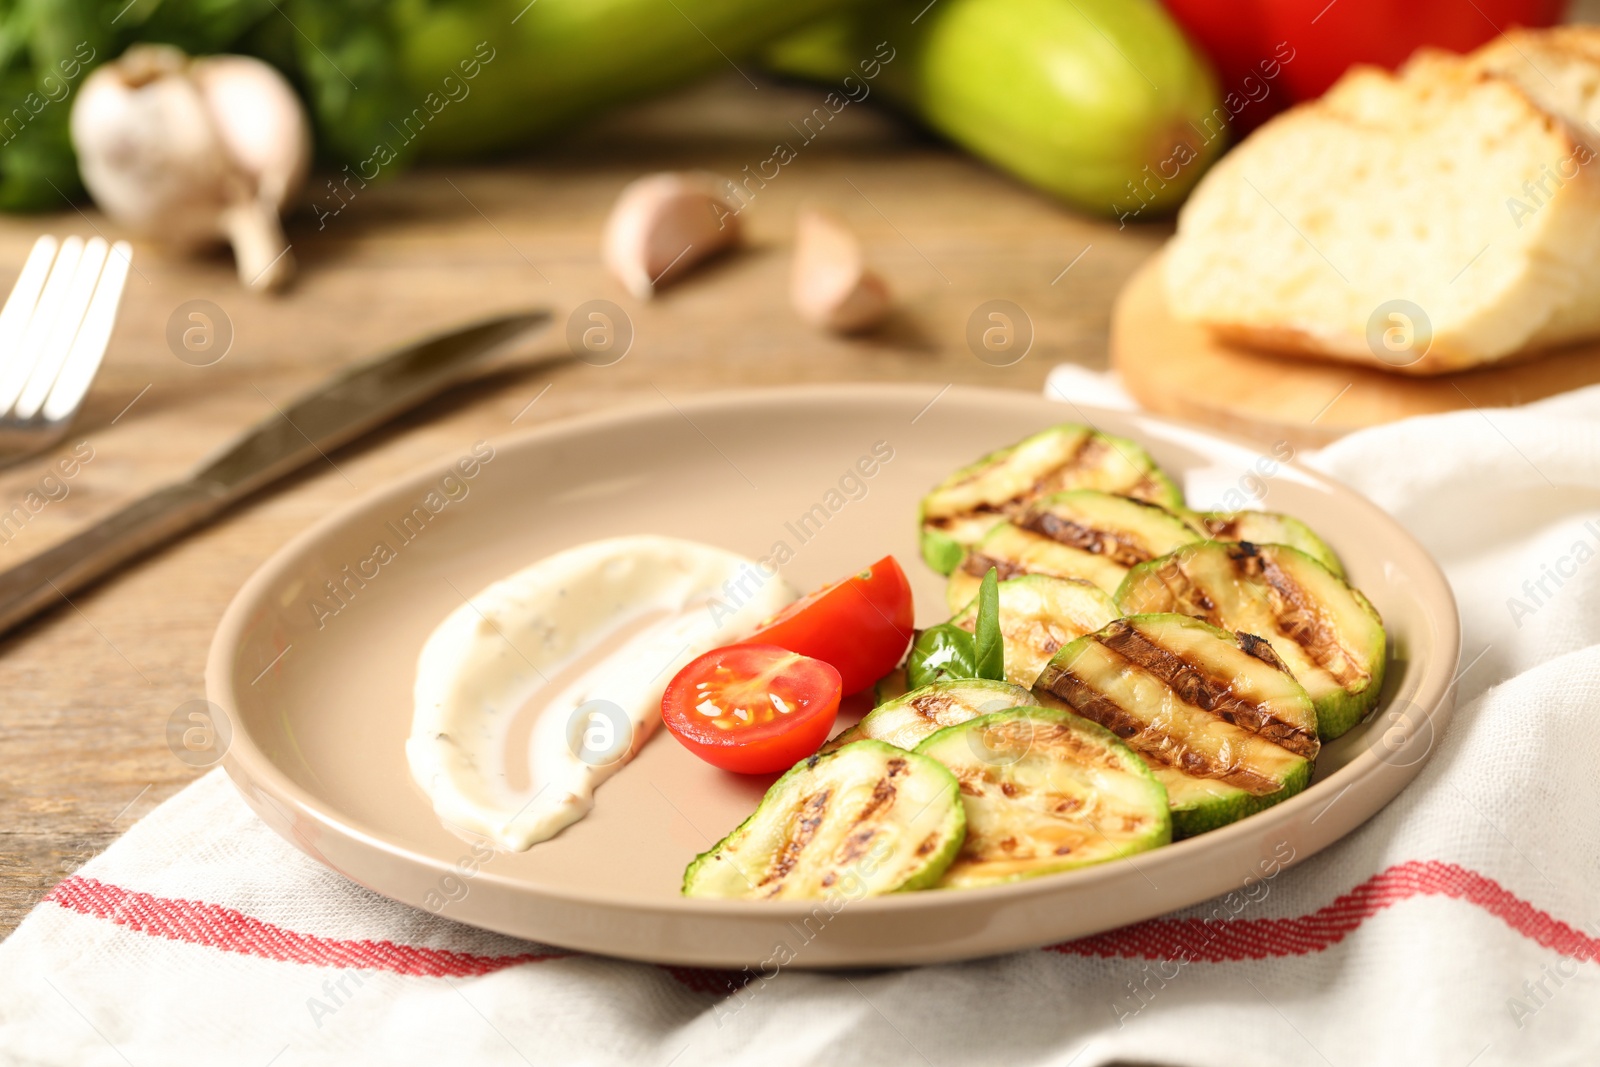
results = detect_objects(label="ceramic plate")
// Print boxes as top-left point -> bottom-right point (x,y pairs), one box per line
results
209,384 -> 1459,968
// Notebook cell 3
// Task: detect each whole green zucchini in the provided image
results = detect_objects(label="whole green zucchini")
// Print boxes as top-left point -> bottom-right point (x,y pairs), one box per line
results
765,0 -> 1225,217
393,0 -> 863,158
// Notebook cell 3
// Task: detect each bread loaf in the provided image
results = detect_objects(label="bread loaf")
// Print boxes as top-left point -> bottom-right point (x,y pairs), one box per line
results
1164,39 -> 1600,375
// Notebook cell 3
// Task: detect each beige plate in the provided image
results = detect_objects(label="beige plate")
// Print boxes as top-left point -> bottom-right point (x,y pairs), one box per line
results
209,384 -> 1460,969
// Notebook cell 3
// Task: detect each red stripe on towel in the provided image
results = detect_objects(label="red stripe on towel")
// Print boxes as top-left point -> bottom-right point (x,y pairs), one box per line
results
1049,860 -> 1596,962
46,875 -> 570,976
49,860 -> 1587,983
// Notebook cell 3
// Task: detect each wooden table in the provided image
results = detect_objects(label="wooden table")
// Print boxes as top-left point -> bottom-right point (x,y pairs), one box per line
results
0,74 -> 1168,936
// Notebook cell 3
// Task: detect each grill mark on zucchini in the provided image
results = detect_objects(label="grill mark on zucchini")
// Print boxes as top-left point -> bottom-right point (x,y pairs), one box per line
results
1127,473 -> 1168,505
1020,511 -> 1152,566
927,506 -> 995,531
1228,544 -> 1367,688
1096,621 -> 1318,758
763,789 -> 832,893
1238,631 -> 1290,672
961,552 -> 1031,580
862,775 -> 897,817
1144,562 -> 1218,614
908,693 -> 975,729
1036,660 -> 1286,795
1032,432 -> 1100,496
837,826 -> 881,865
767,771 -> 899,895
931,434 -> 1151,528
1023,717 -> 1127,772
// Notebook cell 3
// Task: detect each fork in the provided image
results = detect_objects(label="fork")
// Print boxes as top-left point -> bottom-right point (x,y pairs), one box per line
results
0,234 -> 133,468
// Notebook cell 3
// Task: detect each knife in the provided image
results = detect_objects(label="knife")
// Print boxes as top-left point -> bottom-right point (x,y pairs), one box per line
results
0,309 -> 553,639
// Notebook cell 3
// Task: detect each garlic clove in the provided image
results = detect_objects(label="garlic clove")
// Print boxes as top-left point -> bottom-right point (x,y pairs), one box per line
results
70,44 -> 310,293
791,207 -> 891,334
601,172 -> 741,299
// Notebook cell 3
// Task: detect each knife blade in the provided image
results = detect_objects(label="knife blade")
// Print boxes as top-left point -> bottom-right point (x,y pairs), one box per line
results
0,309 -> 553,639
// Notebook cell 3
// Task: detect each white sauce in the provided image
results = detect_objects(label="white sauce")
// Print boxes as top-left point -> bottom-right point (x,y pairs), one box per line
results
408,535 -> 796,850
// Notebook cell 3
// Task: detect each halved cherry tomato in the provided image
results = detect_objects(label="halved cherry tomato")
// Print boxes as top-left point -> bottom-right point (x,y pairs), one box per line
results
661,644 -> 842,774
743,556 -> 914,695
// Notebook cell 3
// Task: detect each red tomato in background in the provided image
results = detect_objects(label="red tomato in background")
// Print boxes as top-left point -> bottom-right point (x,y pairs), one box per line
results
742,556 -> 915,695
661,645 -> 841,774
1163,0 -> 1566,129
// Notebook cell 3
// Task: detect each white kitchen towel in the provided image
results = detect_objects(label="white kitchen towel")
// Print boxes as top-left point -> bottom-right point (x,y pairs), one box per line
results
5,376 -> 1600,1067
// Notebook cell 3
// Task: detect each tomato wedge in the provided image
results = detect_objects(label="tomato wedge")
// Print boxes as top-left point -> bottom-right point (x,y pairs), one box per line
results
661,644 -> 842,774
743,556 -> 915,695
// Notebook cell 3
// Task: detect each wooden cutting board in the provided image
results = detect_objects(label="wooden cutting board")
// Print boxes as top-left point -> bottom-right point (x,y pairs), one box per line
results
1111,249 -> 1600,448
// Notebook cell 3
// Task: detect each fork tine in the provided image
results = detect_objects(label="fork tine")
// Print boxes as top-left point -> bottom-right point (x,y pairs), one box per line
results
0,236 -> 59,365
15,236 -> 107,420
0,236 -> 81,415
42,241 -> 131,424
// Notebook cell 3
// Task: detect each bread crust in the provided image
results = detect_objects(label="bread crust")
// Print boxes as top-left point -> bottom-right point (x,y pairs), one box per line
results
1205,323 -> 1554,378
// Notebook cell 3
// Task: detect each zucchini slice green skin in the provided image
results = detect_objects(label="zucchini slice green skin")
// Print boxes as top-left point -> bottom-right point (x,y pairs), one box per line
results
682,740 -> 966,900
946,490 -> 1201,607
856,678 -> 1039,751
1033,613 -> 1318,838
918,424 -> 1184,575
915,706 -> 1170,887
1115,542 -> 1386,741
818,724 -> 864,755
1149,759 -> 1313,838
949,574 -> 1120,687
872,665 -> 910,707
1185,509 -> 1345,578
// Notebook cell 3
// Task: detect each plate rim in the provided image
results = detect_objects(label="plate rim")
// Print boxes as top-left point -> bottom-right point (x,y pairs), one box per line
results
208,383 -> 1461,926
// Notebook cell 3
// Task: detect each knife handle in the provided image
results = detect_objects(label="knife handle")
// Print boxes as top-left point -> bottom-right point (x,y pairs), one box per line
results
0,482 -> 225,637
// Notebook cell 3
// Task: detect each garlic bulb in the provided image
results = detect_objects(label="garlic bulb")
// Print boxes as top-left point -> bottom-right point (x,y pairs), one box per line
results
71,44 -> 311,292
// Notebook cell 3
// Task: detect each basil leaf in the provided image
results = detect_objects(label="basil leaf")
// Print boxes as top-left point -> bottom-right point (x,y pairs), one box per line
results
973,566 -> 1004,681
905,624 -> 978,690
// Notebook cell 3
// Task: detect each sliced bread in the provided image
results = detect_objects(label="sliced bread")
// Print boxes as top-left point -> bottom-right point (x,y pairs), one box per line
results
1164,51 -> 1600,375
1452,28 -> 1600,352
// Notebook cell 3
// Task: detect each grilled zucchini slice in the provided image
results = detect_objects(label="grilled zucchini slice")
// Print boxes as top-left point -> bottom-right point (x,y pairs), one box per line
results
1185,510 -> 1344,578
919,423 -> 1184,574
949,574 -> 1119,686
818,724 -> 864,754
947,524 -> 1118,612
856,678 -> 1038,750
915,706 -> 1170,887
1115,542 -> 1384,740
872,665 -> 910,706
682,740 -> 965,899
947,490 -> 1200,608
1034,614 -> 1319,837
